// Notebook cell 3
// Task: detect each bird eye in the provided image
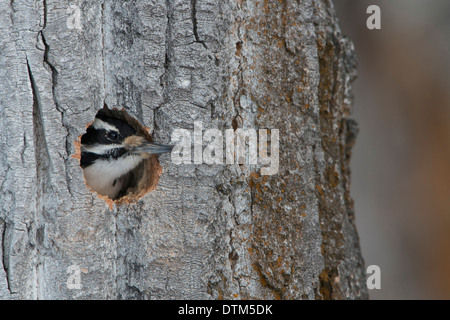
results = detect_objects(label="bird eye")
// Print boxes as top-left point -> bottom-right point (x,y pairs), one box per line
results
107,131 -> 119,142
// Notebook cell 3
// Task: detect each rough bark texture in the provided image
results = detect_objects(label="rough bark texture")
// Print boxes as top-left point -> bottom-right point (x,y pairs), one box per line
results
0,0 -> 367,299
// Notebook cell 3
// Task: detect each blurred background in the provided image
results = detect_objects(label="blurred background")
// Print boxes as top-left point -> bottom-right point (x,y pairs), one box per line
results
333,0 -> 450,299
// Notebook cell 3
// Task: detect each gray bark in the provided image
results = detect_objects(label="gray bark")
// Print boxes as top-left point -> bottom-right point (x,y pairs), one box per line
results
0,0 -> 367,299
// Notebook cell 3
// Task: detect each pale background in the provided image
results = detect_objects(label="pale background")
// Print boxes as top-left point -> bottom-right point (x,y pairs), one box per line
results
334,0 -> 450,299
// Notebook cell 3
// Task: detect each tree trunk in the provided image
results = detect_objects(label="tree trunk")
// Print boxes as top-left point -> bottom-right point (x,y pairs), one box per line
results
0,0 -> 367,299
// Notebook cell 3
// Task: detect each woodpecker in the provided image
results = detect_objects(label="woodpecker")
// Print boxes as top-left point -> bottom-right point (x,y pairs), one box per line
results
80,112 -> 173,199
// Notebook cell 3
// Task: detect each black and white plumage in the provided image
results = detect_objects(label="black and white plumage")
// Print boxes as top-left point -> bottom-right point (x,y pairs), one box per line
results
80,113 -> 173,199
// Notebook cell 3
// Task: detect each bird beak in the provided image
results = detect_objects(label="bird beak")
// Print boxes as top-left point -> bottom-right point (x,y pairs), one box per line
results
135,142 -> 174,155
124,136 -> 174,155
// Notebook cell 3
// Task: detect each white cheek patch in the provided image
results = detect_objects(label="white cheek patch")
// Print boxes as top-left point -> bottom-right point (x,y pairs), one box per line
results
81,143 -> 123,155
92,118 -> 119,132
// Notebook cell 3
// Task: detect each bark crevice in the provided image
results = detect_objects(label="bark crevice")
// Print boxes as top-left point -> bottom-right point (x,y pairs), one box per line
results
40,19 -> 72,197
1,219 -> 13,295
190,0 -> 207,49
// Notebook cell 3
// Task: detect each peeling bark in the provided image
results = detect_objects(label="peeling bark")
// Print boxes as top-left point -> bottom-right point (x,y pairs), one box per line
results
0,0 -> 367,300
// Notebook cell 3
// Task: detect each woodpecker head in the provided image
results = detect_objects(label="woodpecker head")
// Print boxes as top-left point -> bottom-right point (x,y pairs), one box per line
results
80,113 -> 173,200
